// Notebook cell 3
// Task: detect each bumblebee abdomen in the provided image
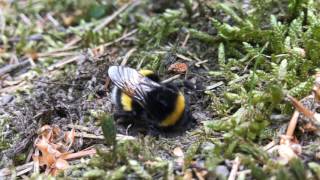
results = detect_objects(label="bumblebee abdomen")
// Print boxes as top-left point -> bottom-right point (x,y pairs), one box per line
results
145,86 -> 186,127
160,93 -> 185,127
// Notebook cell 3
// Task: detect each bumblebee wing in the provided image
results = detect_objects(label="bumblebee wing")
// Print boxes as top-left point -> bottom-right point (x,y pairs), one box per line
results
108,66 -> 160,105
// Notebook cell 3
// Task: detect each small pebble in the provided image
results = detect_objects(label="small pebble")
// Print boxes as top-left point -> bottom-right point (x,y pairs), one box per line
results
0,95 -> 14,105
215,165 -> 230,178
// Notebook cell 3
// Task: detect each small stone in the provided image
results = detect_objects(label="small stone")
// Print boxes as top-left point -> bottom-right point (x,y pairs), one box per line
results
215,165 -> 229,178
0,95 -> 14,105
173,147 -> 184,157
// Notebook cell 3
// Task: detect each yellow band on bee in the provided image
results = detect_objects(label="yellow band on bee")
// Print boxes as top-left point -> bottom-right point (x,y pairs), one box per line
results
139,69 -> 154,76
121,92 -> 133,111
160,93 -> 185,127
120,69 -> 154,111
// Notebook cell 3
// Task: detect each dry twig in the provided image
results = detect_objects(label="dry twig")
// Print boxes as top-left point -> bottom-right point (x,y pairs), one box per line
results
0,60 -> 29,77
182,33 -> 190,48
47,55 -> 85,71
60,149 -> 96,160
206,81 -> 224,90
176,53 -> 194,62
121,48 -> 137,66
67,124 -> 90,132
103,29 -> 137,47
262,141 -> 276,151
287,95 -> 314,119
93,2 -> 136,32
195,60 -> 208,67
162,74 -> 181,83
280,110 -> 299,144
0,162 -> 34,177
228,156 -> 240,180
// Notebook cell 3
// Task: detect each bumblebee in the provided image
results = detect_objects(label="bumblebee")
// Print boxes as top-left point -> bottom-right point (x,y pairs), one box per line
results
108,66 -> 192,129
111,69 -> 160,120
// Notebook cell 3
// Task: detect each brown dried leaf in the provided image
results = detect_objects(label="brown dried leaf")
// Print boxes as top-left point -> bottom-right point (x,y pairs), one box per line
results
52,125 -> 61,136
64,128 -> 75,150
33,125 -> 96,176
35,138 -> 56,166
47,144 -> 62,157
60,148 -> 96,160
39,125 -> 52,138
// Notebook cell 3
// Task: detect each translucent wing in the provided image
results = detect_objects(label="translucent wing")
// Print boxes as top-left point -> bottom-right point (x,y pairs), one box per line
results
108,66 -> 160,105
